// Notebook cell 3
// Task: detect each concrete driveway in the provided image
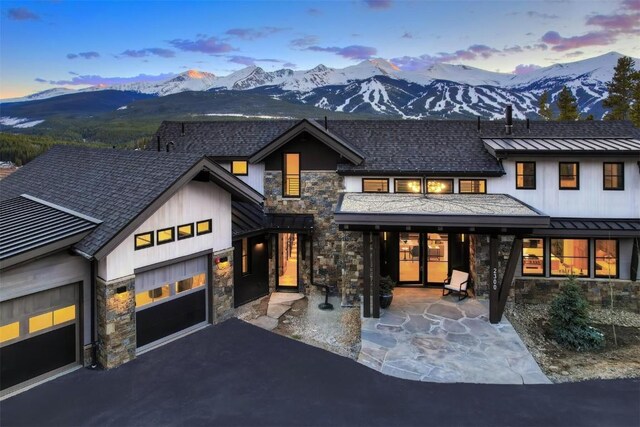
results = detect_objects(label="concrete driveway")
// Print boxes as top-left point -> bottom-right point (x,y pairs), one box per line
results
1,319 -> 638,427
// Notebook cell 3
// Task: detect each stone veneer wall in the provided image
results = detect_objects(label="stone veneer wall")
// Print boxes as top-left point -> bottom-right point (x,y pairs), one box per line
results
470,234 -> 515,296
513,278 -> 640,313
96,276 -> 136,369
212,248 -> 235,322
264,171 -> 362,305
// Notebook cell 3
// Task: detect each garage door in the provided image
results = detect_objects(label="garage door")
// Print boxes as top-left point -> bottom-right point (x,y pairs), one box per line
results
0,284 -> 79,392
135,256 -> 208,349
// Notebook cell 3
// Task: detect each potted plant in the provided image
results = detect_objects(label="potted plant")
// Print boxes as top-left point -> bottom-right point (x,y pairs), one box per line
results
379,275 -> 396,308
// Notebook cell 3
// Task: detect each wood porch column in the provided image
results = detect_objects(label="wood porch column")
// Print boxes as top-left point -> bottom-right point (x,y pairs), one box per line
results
372,232 -> 381,318
489,235 -> 500,324
363,232 -> 371,318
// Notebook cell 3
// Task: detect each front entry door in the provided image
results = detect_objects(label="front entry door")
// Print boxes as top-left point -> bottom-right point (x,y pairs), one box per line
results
426,233 -> 449,284
398,232 -> 421,283
276,233 -> 299,291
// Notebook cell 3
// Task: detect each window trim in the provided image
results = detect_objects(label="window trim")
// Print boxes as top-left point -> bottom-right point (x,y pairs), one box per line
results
521,237 -> 546,277
134,231 -> 154,250
177,223 -> 194,240
362,178 -> 390,193
515,161 -> 536,190
426,178 -> 454,194
394,178 -> 423,194
559,162 -> 580,190
549,237 -> 590,277
196,219 -> 212,236
594,238 -> 619,279
603,162 -> 624,191
282,152 -> 301,198
231,160 -> 249,176
458,179 -> 487,194
156,227 -> 175,245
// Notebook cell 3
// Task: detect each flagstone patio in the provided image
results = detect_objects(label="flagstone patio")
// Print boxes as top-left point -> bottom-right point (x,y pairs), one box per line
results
358,287 -> 550,384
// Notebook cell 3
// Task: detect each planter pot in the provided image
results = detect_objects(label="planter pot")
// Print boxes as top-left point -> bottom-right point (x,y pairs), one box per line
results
380,293 -> 393,309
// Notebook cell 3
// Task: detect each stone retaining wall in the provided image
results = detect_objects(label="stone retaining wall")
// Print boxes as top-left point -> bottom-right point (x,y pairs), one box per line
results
96,276 -> 136,369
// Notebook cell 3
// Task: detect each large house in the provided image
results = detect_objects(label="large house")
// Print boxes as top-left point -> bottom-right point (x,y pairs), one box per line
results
1,112 -> 639,395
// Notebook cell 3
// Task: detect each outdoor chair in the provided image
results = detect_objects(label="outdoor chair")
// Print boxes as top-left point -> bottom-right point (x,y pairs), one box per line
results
442,269 -> 470,301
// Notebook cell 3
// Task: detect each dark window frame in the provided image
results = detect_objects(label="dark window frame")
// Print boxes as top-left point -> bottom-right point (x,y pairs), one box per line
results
515,161 -> 536,190
458,179 -> 487,194
231,160 -> 249,176
603,162 -> 624,191
426,178 -> 454,194
362,178 -> 390,193
549,237 -> 590,277
559,162 -> 580,190
594,238 -> 619,279
156,227 -> 175,245
177,223 -> 194,240
521,237 -> 546,277
283,152 -> 301,198
196,219 -> 212,236
394,178 -> 422,194
134,231 -> 154,250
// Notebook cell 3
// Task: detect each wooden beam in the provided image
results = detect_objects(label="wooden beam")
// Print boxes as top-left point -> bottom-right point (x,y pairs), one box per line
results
489,235 -> 500,324
496,237 -> 523,320
372,232 -> 381,318
363,232 -> 371,318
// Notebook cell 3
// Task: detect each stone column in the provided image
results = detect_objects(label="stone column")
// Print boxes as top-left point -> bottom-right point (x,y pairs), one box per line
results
96,276 -> 136,369
340,231 -> 363,306
212,248 -> 235,323
470,234 -> 515,297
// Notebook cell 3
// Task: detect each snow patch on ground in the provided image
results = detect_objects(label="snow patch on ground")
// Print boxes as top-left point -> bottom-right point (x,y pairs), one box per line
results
201,113 -> 295,119
0,116 -> 45,128
117,106 -> 127,110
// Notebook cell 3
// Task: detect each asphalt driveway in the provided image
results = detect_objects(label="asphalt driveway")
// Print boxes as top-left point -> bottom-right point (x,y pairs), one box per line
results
1,319 -> 638,427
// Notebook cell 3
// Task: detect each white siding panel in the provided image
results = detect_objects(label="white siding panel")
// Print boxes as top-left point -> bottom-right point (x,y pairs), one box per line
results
219,162 -> 264,195
103,180 -> 231,281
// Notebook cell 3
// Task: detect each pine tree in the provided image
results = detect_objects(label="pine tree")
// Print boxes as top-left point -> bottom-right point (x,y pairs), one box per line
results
538,90 -> 553,120
629,70 -> 640,127
557,86 -> 579,121
603,56 -> 636,120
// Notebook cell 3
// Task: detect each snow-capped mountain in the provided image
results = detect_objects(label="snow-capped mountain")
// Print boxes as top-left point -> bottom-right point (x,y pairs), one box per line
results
2,52 -> 636,120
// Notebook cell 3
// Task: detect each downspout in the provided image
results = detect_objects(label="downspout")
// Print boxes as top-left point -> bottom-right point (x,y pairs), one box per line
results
90,259 -> 98,368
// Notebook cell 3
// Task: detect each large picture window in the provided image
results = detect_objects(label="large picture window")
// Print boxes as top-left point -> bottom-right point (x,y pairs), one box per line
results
458,179 -> 486,194
522,238 -> 544,276
283,153 -> 300,197
362,178 -> 389,193
516,162 -> 536,189
603,162 -> 624,190
550,238 -> 589,277
426,179 -> 453,194
595,239 -> 618,278
559,162 -> 579,189
394,179 -> 422,193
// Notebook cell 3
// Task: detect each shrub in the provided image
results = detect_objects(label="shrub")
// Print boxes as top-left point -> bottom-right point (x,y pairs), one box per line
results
549,277 -> 604,351
379,276 -> 396,295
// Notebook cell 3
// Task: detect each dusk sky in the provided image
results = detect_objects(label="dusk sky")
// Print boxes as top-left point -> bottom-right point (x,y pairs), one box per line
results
1,0 -> 639,99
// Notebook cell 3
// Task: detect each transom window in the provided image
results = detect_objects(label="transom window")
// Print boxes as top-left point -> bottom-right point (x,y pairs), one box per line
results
550,238 -> 589,277
177,223 -> 194,240
458,179 -> 486,194
283,153 -> 300,197
394,179 -> 422,193
522,238 -> 544,276
559,162 -> 579,189
516,162 -> 536,189
196,219 -> 212,235
157,227 -> 175,245
135,232 -> 154,250
603,162 -> 624,190
362,178 -> 389,193
231,160 -> 248,176
426,179 -> 453,194
595,239 -> 618,278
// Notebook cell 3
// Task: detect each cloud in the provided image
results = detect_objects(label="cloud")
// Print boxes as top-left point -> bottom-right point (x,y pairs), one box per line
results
564,50 -> 584,58
622,0 -> 640,11
290,35 -> 319,48
586,13 -> 640,32
401,32 -> 413,39
363,0 -> 392,9
67,51 -> 100,60
307,8 -> 322,16
7,7 -> 39,21
169,36 -> 235,54
283,62 -> 297,68
512,64 -> 542,75
541,30 -> 615,51
225,27 -> 288,40
35,72 -> 175,86
526,11 -> 559,19
226,55 -> 288,66
305,45 -> 377,60
120,48 -> 175,58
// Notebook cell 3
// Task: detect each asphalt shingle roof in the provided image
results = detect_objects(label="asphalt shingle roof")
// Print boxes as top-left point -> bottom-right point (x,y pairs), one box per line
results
0,146 -> 205,257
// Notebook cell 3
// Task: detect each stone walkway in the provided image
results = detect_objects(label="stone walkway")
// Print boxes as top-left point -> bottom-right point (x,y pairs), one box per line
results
246,292 -> 305,330
358,288 -> 550,384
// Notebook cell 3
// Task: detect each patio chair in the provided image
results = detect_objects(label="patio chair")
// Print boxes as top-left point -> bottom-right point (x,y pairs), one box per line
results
443,270 -> 470,301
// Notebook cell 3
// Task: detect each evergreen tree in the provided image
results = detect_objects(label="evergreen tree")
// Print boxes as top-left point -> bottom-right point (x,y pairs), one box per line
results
557,86 -> 579,121
538,90 -> 553,120
629,70 -> 640,127
603,56 -> 636,120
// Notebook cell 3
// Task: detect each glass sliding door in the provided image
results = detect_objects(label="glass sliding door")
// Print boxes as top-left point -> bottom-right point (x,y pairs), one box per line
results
398,232 -> 421,283
426,233 -> 449,284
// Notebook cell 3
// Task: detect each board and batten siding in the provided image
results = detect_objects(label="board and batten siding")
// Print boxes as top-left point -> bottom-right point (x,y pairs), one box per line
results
219,162 -> 265,195
99,180 -> 232,282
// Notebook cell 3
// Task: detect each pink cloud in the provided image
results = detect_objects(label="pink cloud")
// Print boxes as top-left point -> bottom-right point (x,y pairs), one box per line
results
37,72 -> 176,86
541,30 -> 615,51
623,0 -> 640,11
512,64 -> 542,75
306,45 -> 377,60
169,36 -> 235,54
586,13 -> 640,31
224,27 -> 288,40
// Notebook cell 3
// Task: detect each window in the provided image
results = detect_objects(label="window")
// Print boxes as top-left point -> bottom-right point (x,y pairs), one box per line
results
426,179 -> 453,194
0,321 -> 20,343
284,153 -> 300,197
231,160 -> 248,176
196,219 -> 212,235
550,239 -> 589,277
53,305 -> 76,325
157,227 -> 175,245
516,162 -> 536,189
522,238 -> 545,276
595,239 -> 618,278
178,223 -> 194,240
362,178 -> 389,193
242,238 -> 250,275
135,285 -> 170,308
135,232 -> 154,250
603,162 -> 624,190
394,179 -> 422,193
176,273 -> 206,293
459,179 -> 486,194
29,312 -> 53,333
559,162 -> 579,189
